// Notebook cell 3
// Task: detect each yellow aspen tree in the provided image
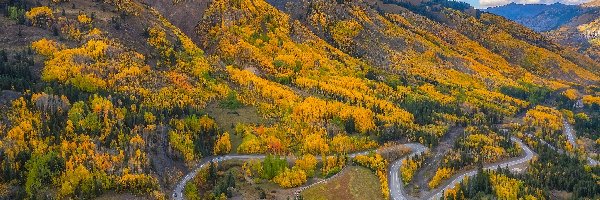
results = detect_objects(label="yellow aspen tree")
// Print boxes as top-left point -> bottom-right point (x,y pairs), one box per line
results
214,132 -> 232,155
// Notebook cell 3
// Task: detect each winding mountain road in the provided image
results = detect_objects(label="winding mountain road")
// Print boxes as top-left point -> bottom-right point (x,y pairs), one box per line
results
172,155 -> 265,200
389,143 -> 428,200
172,147 -> 388,200
384,137 -> 534,200
562,120 -> 599,166
564,119 -> 578,148
174,137 -> 536,200
423,137 -> 534,200
292,150 -> 378,197
393,116 -> 597,200
253,109 -> 597,200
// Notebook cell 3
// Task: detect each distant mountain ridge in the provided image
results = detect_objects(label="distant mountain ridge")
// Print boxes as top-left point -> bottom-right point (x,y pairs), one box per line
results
485,2 -> 600,62
484,2 -> 582,32
583,0 -> 600,7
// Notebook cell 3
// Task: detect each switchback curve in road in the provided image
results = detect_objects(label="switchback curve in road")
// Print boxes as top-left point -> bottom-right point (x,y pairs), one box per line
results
388,143 -> 429,200
562,120 -> 599,166
172,155 -> 265,200
424,137 -> 534,200
172,147 -> 390,200
173,138 -> 532,200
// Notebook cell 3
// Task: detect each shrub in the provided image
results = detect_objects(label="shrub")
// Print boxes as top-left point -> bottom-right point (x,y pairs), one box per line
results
26,6 -> 54,27
294,154 -> 317,177
8,6 -> 26,23
273,168 -> 307,188
261,155 -> 287,179
213,132 -> 232,155
117,173 -> 159,194
428,167 -> 454,189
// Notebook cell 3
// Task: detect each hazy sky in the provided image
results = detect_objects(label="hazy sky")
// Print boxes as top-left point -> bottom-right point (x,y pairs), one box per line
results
461,0 -> 593,8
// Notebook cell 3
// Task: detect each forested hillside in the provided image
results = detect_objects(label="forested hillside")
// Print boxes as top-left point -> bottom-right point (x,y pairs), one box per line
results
486,1 -> 600,64
0,0 -> 598,199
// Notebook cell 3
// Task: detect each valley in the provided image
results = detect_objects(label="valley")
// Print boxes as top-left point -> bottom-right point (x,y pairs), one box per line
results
0,0 -> 599,199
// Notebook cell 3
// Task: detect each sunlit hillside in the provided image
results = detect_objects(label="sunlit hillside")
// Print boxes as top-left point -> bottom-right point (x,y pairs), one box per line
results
0,0 -> 598,199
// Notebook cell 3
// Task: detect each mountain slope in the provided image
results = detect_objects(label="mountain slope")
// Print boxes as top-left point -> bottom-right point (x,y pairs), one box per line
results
547,7 -> 600,62
583,0 -> 600,7
485,3 -> 582,32
0,0 -> 599,199
485,2 -> 600,64
269,0 -> 599,85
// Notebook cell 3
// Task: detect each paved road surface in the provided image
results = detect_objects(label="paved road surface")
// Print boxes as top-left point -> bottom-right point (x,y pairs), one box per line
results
564,119 -> 578,148
388,143 -> 428,200
174,138 -> 537,200
172,155 -> 265,200
172,147 -> 391,200
293,149 -> 390,197
562,120 -> 599,165
425,137 -> 534,200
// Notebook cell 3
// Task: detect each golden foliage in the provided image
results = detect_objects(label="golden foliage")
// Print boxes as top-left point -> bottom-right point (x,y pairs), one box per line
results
273,168 -> 307,188
489,173 -> 523,200
322,155 -> 346,175
465,134 -> 507,162
294,76 -> 414,127
330,134 -> 353,154
330,20 -> 363,45
169,115 -> 218,164
118,173 -> 159,194
524,106 -> 563,139
330,134 -> 377,154
237,130 -> 266,154
302,131 -> 330,155
77,14 -> 92,24
33,26 -> 226,110
25,6 -> 53,27
31,38 -> 62,57
227,66 -> 299,116
292,97 -> 375,133
429,167 -> 454,189
213,132 -> 232,155
354,154 -> 389,199
582,95 -> 600,106
561,89 -> 579,101
400,157 -> 423,185
168,129 -> 195,163
294,154 -> 317,177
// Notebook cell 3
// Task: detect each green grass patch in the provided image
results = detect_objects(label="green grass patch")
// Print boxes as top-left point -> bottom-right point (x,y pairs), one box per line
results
301,166 -> 384,200
219,91 -> 243,109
